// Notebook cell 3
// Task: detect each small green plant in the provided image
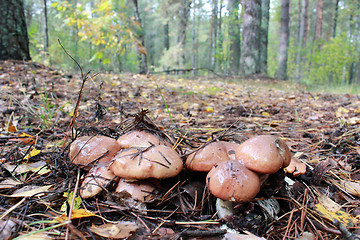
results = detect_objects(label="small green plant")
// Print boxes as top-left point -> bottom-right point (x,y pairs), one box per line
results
36,88 -> 69,129
20,86 -> 70,130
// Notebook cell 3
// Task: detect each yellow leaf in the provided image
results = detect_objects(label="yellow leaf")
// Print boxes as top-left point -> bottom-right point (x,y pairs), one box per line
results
61,191 -> 82,212
335,107 -> 349,117
315,195 -> 356,227
56,209 -> 95,222
262,111 -> 270,117
23,148 -> 41,160
4,161 -> 49,175
205,106 -> 214,112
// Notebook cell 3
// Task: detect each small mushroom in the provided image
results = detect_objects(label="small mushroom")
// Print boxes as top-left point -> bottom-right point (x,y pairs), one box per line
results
222,142 -> 241,161
285,158 -> 307,177
115,178 -> 157,202
185,141 -> 232,172
80,164 -> 117,198
69,135 -> 121,169
235,135 -> 291,174
206,160 -> 261,202
110,145 -> 183,179
117,130 -> 172,148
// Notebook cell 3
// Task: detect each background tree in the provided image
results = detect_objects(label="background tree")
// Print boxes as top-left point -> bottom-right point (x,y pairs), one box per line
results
178,0 -> 191,71
0,0 -> 31,60
259,0 -> 270,74
227,0 -> 241,75
132,0 -> 148,74
276,0 -> 290,80
240,0 -> 261,76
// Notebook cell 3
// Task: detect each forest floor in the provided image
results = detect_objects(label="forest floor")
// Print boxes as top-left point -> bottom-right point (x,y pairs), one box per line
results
1,60 -> 360,239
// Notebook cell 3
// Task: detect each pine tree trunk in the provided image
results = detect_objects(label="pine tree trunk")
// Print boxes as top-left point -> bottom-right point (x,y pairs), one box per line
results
192,0 -> 197,74
295,0 -> 308,80
132,0 -> 148,74
178,0 -> 191,71
332,0 -> 339,38
228,0 -> 240,75
0,0 -> 31,60
314,0 -> 324,42
208,0 -> 218,69
259,0 -> 269,74
240,0 -> 261,76
164,23 -> 169,50
276,0 -> 290,80
43,0 -> 49,59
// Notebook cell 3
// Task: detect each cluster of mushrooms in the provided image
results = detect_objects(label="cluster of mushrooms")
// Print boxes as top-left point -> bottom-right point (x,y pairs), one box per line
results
70,131 -> 306,216
69,130 -> 182,201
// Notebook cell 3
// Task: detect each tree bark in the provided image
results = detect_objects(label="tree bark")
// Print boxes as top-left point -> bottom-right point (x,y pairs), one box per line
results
276,0 -> 290,80
208,0 -> 218,69
295,0 -> 307,80
178,0 -> 191,71
313,0 -> 324,42
228,0 -> 240,75
43,0 -> 49,58
240,0 -> 261,76
0,0 -> 31,60
332,0 -> 339,38
164,23 -> 169,50
259,0 -> 269,74
132,0 -> 148,74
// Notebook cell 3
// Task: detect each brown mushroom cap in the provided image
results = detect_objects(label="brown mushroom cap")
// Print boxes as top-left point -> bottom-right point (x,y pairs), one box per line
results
235,135 -> 291,174
80,164 -> 117,198
285,158 -> 306,177
69,136 -> 121,168
206,160 -> 261,202
115,178 -> 157,202
185,141 -> 231,172
117,130 -> 172,148
110,145 -> 183,179
222,142 -> 241,161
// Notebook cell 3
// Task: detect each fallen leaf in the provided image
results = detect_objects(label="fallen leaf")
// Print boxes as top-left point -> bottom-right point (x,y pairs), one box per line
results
56,209 -> 95,222
335,107 -> 349,117
4,161 -> 50,175
315,195 -> 356,227
205,106 -> 214,112
60,191 -> 82,212
89,222 -> 138,239
223,231 -> 266,239
23,148 -> 41,160
10,185 -> 52,197
0,178 -> 22,189
15,232 -> 53,240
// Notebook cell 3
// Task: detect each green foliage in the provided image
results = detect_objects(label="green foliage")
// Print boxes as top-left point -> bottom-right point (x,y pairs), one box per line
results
30,87 -> 69,129
308,34 -> 355,85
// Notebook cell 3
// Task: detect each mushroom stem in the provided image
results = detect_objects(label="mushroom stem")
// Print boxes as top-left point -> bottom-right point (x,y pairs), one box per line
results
216,198 -> 235,219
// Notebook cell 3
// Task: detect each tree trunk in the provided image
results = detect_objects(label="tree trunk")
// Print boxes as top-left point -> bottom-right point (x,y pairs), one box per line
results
332,0 -> 339,38
259,0 -> 269,74
132,0 -> 148,74
164,23 -> 169,50
43,0 -> 49,59
295,0 -> 308,80
313,0 -> 324,42
0,0 -> 31,60
240,0 -> 261,76
276,0 -> 290,80
178,0 -> 191,71
208,0 -> 218,69
228,0 -> 240,75
191,0 -> 197,74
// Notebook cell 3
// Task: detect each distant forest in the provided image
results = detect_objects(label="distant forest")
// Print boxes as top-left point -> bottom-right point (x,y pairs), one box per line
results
18,0 -> 360,84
